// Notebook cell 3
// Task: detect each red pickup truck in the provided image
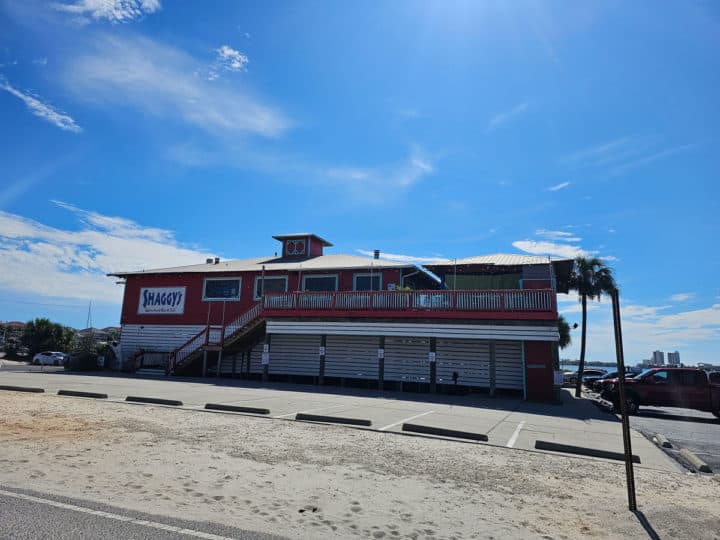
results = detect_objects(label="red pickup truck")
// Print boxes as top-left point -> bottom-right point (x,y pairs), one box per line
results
601,368 -> 720,417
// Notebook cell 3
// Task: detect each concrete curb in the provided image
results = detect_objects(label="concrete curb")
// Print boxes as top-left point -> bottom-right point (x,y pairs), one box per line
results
0,385 -> 44,393
535,440 -> 641,463
295,413 -> 371,426
653,433 -> 672,448
58,390 -> 108,399
679,448 -> 712,473
402,423 -> 489,442
126,396 -> 183,407
204,403 -> 270,415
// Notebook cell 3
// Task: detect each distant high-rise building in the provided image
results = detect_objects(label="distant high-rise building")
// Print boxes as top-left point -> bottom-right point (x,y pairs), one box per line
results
667,351 -> 680,365
652,350 -> 665,365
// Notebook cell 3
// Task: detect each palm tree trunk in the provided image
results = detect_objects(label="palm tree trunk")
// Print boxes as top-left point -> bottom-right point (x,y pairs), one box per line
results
575,294 -> 588,397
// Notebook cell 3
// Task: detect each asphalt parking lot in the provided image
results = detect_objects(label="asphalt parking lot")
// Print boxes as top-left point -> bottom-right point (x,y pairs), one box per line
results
0,368 -> 682,473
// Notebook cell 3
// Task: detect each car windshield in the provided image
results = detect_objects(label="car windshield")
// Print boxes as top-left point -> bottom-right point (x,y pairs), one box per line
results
634,369 -> 654,379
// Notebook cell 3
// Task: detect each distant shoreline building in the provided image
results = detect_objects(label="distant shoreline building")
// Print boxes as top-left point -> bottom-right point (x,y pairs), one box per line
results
652,350 -> 665,365
667,351 -> 680,366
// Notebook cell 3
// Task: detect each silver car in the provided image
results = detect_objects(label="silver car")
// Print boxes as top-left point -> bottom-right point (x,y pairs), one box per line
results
32,351 -> 66,366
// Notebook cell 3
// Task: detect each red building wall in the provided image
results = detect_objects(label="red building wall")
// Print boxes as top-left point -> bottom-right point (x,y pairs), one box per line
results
120,268 -> 403,326
523,340 -> 555,401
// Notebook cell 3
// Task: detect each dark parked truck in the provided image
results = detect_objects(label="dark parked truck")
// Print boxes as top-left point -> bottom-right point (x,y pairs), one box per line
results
601,368 -> 720,417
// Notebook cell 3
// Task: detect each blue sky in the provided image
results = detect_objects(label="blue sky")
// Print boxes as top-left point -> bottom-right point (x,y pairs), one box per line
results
1,0 -> 718,364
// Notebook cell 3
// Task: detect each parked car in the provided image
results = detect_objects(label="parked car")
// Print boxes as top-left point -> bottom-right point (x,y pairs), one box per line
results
592,370 -> 640,393
601,367 -> 720,417
32,351 -> 67,366
563,368 -> 606,387
582,369 -> 610,389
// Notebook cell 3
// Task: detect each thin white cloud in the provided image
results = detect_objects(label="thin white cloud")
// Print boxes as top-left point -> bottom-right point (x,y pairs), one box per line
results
535,229 -> 582,242
207,45 -> 249,81
512,240 -> 588,259
32,58 -> 48,66
0,76 -> 82,133
487,102 -> 528,131
561,135 -> 695,176
670,292 -> 695,302
325,148 -> 434,191
63,34 -> 287,138
547,181 -> 570,192
356,250 -> 446,264
0,202 -> 213,303
53,0 -> 161,23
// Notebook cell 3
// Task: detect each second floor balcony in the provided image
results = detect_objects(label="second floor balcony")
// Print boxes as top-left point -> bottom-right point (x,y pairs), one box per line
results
262,288 -> 557,321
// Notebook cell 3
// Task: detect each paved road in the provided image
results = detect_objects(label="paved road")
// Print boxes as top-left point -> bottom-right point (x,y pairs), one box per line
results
0,486 -> 283,540
0,369 -> 679,472
625,406 -> 720,473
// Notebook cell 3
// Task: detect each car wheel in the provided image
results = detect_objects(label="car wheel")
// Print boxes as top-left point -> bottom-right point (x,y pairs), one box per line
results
624,395 -> 639,415
53,360 -> 59,366
33,359 -> 40,365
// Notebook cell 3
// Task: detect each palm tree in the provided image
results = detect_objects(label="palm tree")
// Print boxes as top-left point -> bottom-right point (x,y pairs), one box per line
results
558,315 -> 572,350
569,256 -> 617,397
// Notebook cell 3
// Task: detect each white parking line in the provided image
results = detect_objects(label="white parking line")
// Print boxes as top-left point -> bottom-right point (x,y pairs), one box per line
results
0,488 -> 236,539
273,403 -> 350,419
505,421 -> 525,448
378,411 -> 435,431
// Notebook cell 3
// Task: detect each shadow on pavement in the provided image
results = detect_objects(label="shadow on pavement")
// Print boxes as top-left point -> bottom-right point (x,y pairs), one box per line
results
633,510 -> 661,540
635,410 -> 719,425
17,368 -> 615,422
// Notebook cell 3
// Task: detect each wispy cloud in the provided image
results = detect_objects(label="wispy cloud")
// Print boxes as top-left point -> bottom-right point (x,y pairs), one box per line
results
207,45 -> 249,81
53,0 -> 161,24
356,250 -> 445,264
0,76 -> 82,133
0,201 -> 213,303
487,102 -> 528,131
63,33 -> 287,138
535,229 -> 582,242
561,135 -> 695,176
547,181 -> 570,192
670,292 -> 695,302
512,240 -> 587,259
32,57 -> 48,66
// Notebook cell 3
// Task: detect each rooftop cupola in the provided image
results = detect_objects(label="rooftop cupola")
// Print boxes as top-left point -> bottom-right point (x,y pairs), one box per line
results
272,233 -> 333,260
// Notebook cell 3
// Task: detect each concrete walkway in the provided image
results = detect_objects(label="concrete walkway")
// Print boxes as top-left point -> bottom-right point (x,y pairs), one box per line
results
0,369 -> 680,472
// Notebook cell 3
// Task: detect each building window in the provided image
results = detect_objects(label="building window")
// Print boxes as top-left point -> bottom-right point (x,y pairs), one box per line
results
353,273 -> 382,291
202,278 -> 242,301
302,274 -> 338,291
254,276 -> 288,299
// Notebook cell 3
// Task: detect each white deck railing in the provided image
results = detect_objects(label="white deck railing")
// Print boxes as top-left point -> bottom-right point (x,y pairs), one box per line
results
263,289 -> 555,313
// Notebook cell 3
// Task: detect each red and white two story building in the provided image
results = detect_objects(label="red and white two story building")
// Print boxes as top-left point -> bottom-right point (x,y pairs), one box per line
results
109,233 -> 573,401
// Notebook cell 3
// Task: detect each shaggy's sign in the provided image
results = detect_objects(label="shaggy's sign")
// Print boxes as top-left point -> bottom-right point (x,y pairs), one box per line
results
138,287 -> 186,315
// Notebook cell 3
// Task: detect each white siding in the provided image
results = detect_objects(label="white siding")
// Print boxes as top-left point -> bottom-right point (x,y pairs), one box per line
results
249,345 -> 264,374
120,324 -> 205,361
267,334 -> 320,377
219,352 -> 241,376
267,320 -> 558,341
384,337 -> 430,383
324,335 -> 379,379
436,339 -> 490,387
495,341 -> 523,390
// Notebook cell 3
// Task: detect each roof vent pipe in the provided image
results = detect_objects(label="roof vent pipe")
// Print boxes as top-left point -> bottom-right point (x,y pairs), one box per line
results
373,249 -> 380,259
206,258 -> 213,264
214,257 -> 220,264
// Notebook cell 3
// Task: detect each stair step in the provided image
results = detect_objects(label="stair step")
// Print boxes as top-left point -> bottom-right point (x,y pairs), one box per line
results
135,368 -> 167,377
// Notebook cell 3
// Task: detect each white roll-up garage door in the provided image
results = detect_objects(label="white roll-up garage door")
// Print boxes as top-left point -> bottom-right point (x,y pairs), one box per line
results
384,337 -> 430,383
249,345 -> 263,374
495,340 -> 523,390
436,339 -> 490,387
324,335 -> 378,379
268,334 -> 320,376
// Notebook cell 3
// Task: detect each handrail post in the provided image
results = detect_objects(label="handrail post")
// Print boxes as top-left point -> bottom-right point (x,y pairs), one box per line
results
500,290 -> 505,312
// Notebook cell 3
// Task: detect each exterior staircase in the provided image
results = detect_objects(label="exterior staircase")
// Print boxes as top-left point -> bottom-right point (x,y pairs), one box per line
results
166,302 -> 264,375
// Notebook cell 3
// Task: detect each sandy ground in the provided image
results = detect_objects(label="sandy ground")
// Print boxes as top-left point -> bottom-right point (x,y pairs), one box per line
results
0,393 -> 718,540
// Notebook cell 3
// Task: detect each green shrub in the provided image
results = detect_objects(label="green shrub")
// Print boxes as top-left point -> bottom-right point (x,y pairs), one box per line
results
64,351 -> 98,371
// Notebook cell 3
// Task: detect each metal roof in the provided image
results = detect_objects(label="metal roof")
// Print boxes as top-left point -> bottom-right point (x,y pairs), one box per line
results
109,253 -> 412,277
271,233 -> 333,246
425,253 -> 572,267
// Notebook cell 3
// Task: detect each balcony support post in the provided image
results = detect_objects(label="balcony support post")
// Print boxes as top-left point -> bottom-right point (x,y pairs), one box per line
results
429,337 -> 437,393
378,336 -> 385,391
489,340 -> 497,397
318,335 -> 326,385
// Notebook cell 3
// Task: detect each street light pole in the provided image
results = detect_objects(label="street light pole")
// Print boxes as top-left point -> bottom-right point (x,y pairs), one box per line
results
611,287 -> 637,512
